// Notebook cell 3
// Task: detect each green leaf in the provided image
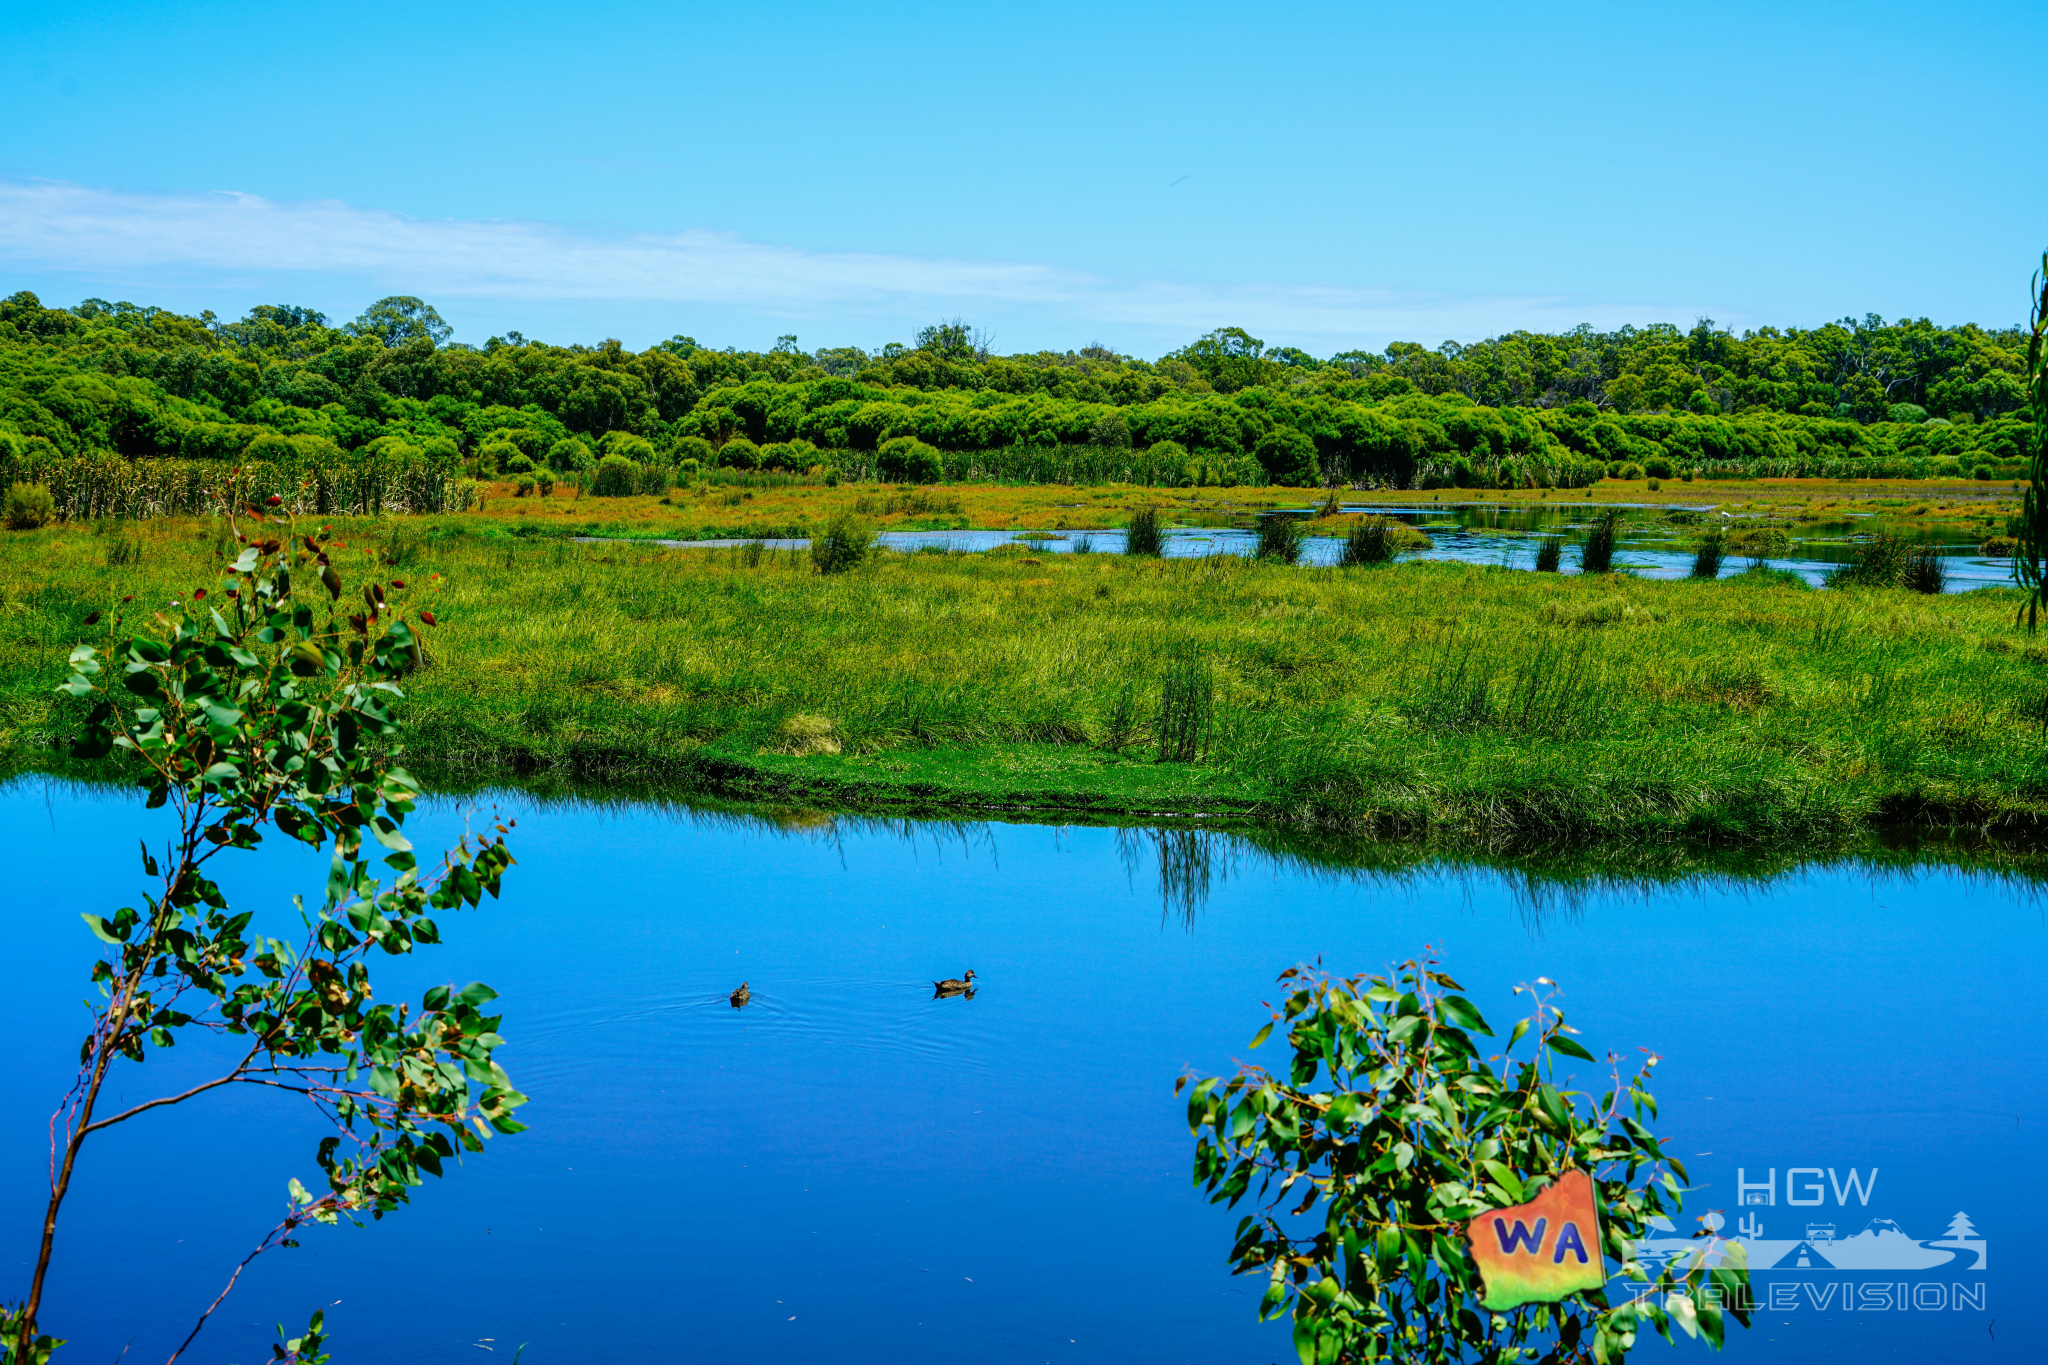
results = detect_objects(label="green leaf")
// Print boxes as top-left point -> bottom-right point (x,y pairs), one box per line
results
80,913 -> 124,944
1438,995 -> 1493,1036
1248,1021 -> 1274,1050
1548,1034 -> 1596,1062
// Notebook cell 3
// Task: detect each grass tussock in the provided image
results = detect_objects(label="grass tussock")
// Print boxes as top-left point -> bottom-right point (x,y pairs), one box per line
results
6,512 -> 2048,853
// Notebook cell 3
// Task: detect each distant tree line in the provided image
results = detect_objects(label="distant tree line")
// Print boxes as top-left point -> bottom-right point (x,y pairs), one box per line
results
0,291 -> 2034,496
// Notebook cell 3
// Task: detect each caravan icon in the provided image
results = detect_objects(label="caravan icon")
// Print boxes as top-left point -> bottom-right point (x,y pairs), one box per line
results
1806,1224 -> 1837,1243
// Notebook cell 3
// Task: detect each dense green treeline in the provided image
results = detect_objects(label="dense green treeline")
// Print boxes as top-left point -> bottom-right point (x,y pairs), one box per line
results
0,291 -> 2035,506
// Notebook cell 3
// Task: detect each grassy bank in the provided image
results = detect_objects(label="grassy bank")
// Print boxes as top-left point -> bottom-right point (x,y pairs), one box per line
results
4,509 -> 2047,854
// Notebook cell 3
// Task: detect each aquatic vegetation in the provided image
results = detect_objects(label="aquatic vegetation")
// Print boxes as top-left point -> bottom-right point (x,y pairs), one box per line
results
1254,515 -> 1305,564
1183,956 -> 1751,1364
1578,511 -> 1620,574
1903,546 -> 1949,594
1827,533 -> 1911,588
1532,535 -> 1563,573
1125,506 -> 1164,556
1339,519 -> 1400,567
1690,531 -> 1725,579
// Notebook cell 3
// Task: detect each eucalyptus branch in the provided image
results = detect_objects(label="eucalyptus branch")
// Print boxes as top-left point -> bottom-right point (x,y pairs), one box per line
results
15,501 -> 522,1365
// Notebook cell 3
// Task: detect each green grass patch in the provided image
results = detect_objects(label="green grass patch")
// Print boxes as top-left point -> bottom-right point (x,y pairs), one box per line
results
6,513 -> 2048,859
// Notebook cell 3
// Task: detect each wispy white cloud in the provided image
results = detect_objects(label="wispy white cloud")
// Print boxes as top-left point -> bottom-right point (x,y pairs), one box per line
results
0,181 -> 1712,344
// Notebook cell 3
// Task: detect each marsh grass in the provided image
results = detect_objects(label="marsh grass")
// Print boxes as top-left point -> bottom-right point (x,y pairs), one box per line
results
1155,648 -> 1214,763
1100,680 -> 1138,752
1340,520 -> 1399,567
1533,536 -> 1563,573
1903,546 -> 1948,594
1125,507 -> 1163,556
7,513 -> 2048,850
810,511 -> 875,574
1579,511 -> 1621,574
1407,631 -> 1605,738
1691,532 -> 1725,579
1255,515 -> 1306,564
1828,533 -> 1911,588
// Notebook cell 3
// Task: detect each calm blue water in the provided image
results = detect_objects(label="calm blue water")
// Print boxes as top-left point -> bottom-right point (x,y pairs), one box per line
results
2,781 -> 2041,1363
594,500 -> 2012,592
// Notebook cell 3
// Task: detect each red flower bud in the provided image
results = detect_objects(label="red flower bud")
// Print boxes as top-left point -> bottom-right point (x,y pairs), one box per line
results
391,579 -> 406,589
419,611 -> 438,626
265,494 -> 283,507
194,589 -> 207,599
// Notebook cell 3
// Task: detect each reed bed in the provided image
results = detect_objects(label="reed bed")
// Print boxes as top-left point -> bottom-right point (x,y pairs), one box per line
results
5,513 -> 2048,850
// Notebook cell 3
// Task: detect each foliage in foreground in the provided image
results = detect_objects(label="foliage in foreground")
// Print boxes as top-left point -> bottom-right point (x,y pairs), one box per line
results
4,503 -> 522,1363
1184,959 -> 1750,1363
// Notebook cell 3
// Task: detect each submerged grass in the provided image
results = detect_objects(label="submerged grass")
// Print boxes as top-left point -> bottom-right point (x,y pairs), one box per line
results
6,513 -> 2048,855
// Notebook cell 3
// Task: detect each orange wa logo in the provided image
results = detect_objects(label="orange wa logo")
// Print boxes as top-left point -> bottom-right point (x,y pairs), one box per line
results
1463,1169 -> 1606,1310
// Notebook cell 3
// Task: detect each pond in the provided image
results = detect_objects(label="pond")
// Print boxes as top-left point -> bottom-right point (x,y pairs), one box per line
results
597,500 -> 2013,592
3,780 -> 2040,1363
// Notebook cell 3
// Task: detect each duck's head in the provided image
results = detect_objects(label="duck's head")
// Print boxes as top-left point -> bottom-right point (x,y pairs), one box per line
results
964,969 -> 977,981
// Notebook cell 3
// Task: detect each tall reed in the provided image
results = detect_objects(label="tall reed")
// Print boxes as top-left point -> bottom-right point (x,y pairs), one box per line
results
1155,649 -> 1214,763
1579,511 -> 1620,574
1254,515 -> 1306,564
1124,507 -> 1164,556
1827,533 -> 1910,588
1902,546 -> 1948,594
1691,531 -> 1725,579
1340,519 -> 1399,567
1533,536 -> 1563,573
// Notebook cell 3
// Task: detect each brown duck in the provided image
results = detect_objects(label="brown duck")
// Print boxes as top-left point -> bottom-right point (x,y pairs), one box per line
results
932,969 -> 976,998
729,982 -> 750,1008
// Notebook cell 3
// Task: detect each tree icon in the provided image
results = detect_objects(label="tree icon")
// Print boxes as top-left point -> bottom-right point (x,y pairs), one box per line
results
1942,1212 -> 1978,1240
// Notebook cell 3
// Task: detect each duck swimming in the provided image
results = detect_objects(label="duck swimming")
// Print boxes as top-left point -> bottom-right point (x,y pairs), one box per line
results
729,982 -> 750,1008
932,969 -> 976,997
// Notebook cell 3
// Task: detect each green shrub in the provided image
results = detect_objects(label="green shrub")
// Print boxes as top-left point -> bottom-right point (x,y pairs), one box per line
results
761,438 -> 818,471
514,474 -> 537,497
546,437 -> 595,472
1252,427 -> 1320,486
6,480 -> 56,529
595,431 -> 654,463
536,470 -> 555,496
1888,402 -> 1930,424
502,453 -> 537,475
477,440 -> 520,475
591,453 -> 640,497
1644,456 -> 1673,480
876,436 -> 944,484
673,435 -> 716,467
719,437 -> 762,470
676,458 -> 701,482
811,510 -> 875,573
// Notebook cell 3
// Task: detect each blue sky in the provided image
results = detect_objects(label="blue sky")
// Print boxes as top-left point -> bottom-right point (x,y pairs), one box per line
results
1,0 -> 2042,356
